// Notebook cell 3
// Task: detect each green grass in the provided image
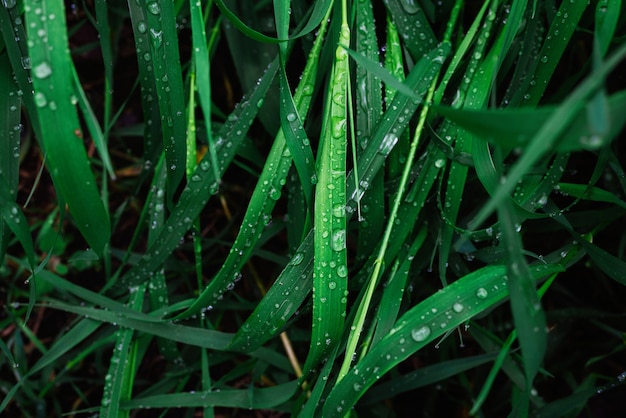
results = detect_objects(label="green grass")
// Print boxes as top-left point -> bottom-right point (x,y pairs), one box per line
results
1,0 -> 626,416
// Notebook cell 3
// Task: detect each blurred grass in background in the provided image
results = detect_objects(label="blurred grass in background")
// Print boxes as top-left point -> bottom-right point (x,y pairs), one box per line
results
1,0 -> 626,416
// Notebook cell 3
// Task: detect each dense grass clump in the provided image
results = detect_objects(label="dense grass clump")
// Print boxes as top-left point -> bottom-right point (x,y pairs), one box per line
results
1,0 -> 626,416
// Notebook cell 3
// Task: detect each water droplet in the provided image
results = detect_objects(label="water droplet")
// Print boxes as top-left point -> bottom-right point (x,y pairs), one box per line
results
291,252 -> 304,265
328,281 -> 337,290
399,0 -> 420,14
137,21 -> 147,33
331,229 -> 346,251
337,265 -> 348,278
21,56 -> 31,70
147,1 -> 160,14
411,325 -> 431,342
434,158 -> 445,168
33,61 -> 52,79
191,174 -> 202,182
34,91 -> 47,107
2,0 -> 17,8
452,302 -> 464,313
286,112 -> 297,122
378,133 -> 398,155
476,288 -> 488,299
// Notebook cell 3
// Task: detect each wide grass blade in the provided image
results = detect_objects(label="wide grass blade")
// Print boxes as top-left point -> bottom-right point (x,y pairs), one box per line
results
24,0 -> 110,255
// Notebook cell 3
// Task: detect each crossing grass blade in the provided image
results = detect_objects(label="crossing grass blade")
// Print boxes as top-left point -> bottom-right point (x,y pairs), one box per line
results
118,59 -> 279,291
322,263 -> 565,416
175,14 -> 329,319
24,0 -> 111,255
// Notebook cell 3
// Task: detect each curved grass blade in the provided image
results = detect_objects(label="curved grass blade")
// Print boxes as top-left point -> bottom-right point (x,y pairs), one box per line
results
215,0 -> 332,43
458,43 -> 626,232
25,0 -> 110,255
0,179 -> 35,271
118,59 -> 279,290
322,263 -> 564,416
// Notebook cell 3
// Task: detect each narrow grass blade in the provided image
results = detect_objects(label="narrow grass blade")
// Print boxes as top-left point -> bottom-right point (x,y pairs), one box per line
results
190,0 -> 219,184
382,0 -> 437,60
498,198 -> 546,416
25,0 -> 111,255
305,12 -> 351,374
122,381 -> 297,410
0,51 -> 21,262
435,90 -> 626,153
371,227 -> 427,347
362,352 -> 498,406
99,285 -> 145,418
322,263 -> 563,416
524,1 -> 589,105
595,0 -> 621,58
354,0 -> 384,263
142,0 -> 187,195
70,65 -> 115,179
0,178 -> 36,271
118,59 -> 279,290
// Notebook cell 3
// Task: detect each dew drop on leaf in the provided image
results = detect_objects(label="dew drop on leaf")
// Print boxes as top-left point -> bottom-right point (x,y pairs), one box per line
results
411,325 -> 431,342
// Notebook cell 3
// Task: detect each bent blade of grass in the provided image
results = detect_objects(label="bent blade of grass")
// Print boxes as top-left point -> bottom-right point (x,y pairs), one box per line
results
118,59 -> 279,291
322,263 -> 564,417
25,0 -> 110,255
305,12 -> 350,375
215,0 -> 332,43
457,43 -> 626,232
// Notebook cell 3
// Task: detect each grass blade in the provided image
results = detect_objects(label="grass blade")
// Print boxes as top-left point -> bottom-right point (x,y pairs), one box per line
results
25,0 -> 111,255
